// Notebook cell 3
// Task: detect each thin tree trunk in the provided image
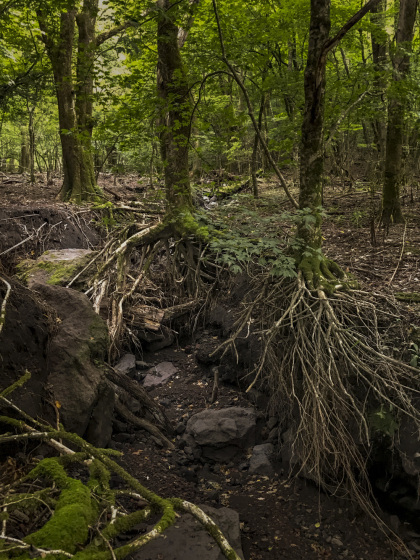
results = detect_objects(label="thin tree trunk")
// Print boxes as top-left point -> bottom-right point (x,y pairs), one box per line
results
298,0 -> 381,256
19,127 -> 29,173
382,0 -> 418,225
370,0 -> 387,176
157,0 -> 192,212
251,93 -> 266,198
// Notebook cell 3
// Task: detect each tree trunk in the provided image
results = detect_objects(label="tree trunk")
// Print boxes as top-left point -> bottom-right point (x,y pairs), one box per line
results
370,0 -> 387,172
28,109 -> 35,183
251,93 -> 266,198
37,4 -> 97,203
297,0 -> 380,289
298,0 -> 331,251
382,0 -> 418,225
19,127 -> 29,173
157,0 -> 193,213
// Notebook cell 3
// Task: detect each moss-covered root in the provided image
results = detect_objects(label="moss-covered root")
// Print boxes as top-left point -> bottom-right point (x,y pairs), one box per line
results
24,459 -> 98,554
173,499 -> 242,560
298,255 -> 358,293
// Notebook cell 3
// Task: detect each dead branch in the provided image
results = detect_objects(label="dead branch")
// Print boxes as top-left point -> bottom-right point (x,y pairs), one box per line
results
114,398 -> 174,450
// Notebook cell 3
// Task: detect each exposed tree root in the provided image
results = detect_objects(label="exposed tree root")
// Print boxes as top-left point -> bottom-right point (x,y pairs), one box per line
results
0,375 -> 242,560
74,214 -> 216,358
219,271 -> 420,532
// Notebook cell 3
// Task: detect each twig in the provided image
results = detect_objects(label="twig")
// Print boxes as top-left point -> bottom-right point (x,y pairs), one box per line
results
388,222 -> 407,285
0,222 -> 47,256
0,276 -> 11,335
177,500 -> 243,560
0,535 -> 73,558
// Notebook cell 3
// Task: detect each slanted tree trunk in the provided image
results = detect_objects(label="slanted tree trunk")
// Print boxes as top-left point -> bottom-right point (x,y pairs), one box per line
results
381,0 -> 418,225
157,0 -> 193,213
298,0 -> 380,289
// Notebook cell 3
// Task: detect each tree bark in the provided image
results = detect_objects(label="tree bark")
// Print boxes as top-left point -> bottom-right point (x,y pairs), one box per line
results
157,0 -> 193,213
382,0 -> 418,225
37,5 -> 98,203
370,0 -> 387,170
299,0 -> 381,251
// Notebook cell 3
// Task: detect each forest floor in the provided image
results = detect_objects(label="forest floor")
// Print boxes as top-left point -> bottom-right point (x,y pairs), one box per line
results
1,171 -> 420,560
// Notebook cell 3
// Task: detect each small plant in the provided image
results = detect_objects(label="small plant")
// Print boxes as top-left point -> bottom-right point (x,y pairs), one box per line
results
351,210 -> 367,228
369,404 -> 399,437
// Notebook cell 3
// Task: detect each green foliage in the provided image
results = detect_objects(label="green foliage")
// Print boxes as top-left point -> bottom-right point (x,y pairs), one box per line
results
369,405 -> 399,437
203,193 -> 298,277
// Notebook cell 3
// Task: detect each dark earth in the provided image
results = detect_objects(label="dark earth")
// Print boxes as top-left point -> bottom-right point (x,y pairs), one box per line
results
1,171 -> 420,560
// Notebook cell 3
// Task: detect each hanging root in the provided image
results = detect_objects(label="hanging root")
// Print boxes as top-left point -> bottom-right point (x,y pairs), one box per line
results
221,271 -> 420,525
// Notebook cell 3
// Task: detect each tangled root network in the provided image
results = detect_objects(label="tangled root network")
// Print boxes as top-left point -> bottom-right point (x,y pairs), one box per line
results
222,272 -> 420,518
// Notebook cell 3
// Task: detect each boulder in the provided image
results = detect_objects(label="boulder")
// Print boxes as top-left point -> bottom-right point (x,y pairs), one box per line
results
249,443 -> 274,475
0,277 -> 113,448
132,505 -> 244,560
183,407 -> 256,462
17,248 -> 94,288
143,361 -> 178,388
114,354 -> 136,376
33,283 -> 111,441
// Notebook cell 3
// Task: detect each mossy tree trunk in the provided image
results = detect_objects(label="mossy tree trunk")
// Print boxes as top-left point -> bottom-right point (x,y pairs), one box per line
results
381,0 -> 418,226
37,4 -> 98,203
157,0 -> 194,215
36,1 -> 133,203
298,0 -> 380,288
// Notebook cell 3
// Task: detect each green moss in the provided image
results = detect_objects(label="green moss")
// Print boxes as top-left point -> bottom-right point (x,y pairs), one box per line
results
16,251 -> 95,287
395,292 -> 420,303
298,253 -> 358,293
1,370 -> 31,397
171,209 -> 210,241
101,508 -> 150,540
25,460 -> 97,554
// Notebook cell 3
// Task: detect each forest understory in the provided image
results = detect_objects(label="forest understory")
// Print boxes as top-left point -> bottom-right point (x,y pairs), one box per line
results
1,171 -> 420,560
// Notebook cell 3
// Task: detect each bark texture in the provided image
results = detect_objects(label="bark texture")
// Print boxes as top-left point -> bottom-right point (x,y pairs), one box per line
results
37,1 -> 98,203
382,0 -> 418,225
157,0 -> 193,212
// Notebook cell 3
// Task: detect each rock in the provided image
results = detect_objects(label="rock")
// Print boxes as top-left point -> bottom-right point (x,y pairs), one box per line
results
176,422 -> 186,435
114,354 -> 136,376
0,277 -> 113,448
395,413 -> 420,477
267,416 -> 279,430
331,537 -> 344,547
33,283 -> 112,445
83,381 -> 115,448
249,443 -> 274,475
143,362 -> 178,388
17,248 -> 94,288
267,427 -> 279,443
184,407 -> 256,462
132,505 -> 244,560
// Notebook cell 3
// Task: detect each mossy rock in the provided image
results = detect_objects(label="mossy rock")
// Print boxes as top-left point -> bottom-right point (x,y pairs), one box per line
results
17,249 -> 95,288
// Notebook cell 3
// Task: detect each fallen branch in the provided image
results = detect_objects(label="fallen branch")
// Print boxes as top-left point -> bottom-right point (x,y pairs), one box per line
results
0,276 -> 11,335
